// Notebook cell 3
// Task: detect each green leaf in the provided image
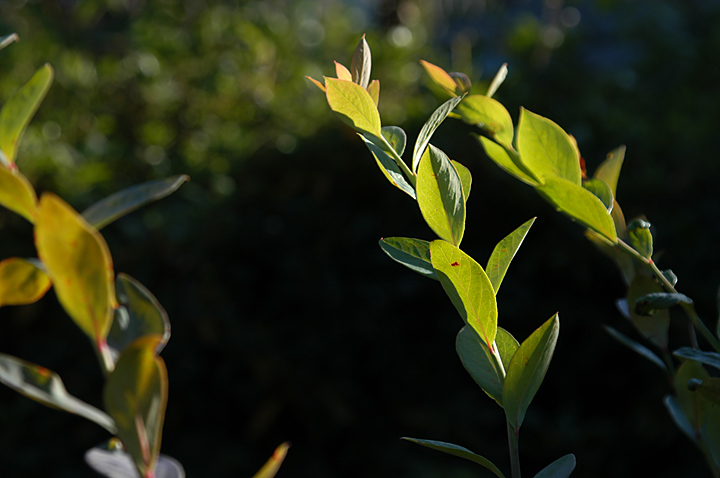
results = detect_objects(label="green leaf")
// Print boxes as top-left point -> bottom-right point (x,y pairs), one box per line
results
673,360 -> 710,441
674,347 -> 720,372
350,35 -> 371,89
401,438 -> 505,478
82,175 -> 189,230
454,95 -> 514,146
108,274 -> 171,361
35,193 -> 116,345
0,162 -> 38,222
0,257 -> 51,307
325,77 -> 381,140
0,64 -> 54,165
378,237 -> 436,280
105,335 -> 168,478
689,377 -> 720,404
430,240 -> 497,348
451,160 -> 472,202
635,292 -> 692,316
486,218 -> 535,294
627,219 -> 653,259
664,395 -> 698,443
536,176 -> 617,243
516,108 -> 581,184
593,145 -> 626,196
0,33 -> 19,51
533,454 -> 576,478
359,134 -> 416,199
0,353 -> 116,433
419,60 -> 467,98
486,63 -> 508,99
603,326 -> 667,371
457,326 -> 518,406
417,145 -> 466,245
382,126 -> 407,156
477,136 -> 539,186
251,442 -> 291,478
582,178 -> 614,212
85,444 -> 185,478
503,313 -> 559,431
412,95 -> 464,172
626,275 -> 669,349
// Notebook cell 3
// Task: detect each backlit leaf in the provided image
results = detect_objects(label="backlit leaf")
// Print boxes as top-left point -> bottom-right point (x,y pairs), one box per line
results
359,134 -> 415,199
0,257 -> 51,307
430,240 -> 497,348
451,160 -> 472,202
486,218 -> 535,294
325,77 -> 381,140
503,313 -> 559,431
350,35 -> 371,89
0,353 -> 116,433
486,63 -> 508,99
251,442 -> 291,478
334,61 -> 352,81
367,79 -> 380,106
419,60 -> 465,98
401,438 -> 505,478
477,136 -> 539,186
627,219 -> 653,259
412,95 -> 464,172
0,164 -> 38,222
533,454 -> 576,478
582,178 -> 613,212
382,126 -> 406,157
454,95 -> 514,146
379,237 -> 436,280
593,145 -> 626,196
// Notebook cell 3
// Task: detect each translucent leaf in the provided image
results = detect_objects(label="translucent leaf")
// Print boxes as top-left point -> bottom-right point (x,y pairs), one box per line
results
108,274 -> 171,362
0,353 -> 116,433
451,160 -> 472,202
603,326 -> 667,371
417,146 -> 465,246
0,257 -> 51,307
454,95 -> 514,146
626,275 -> 669,349
593,145 -> 625,196
533,454 -> 576,478
412,95 -> 464,172
401,438 -> 505,478
674,347 -> 720,372
359,134 -> 415,199
0,64 -> 53,165
82,175 -> 189,230
305,76 -> 326,93
251,442 -> 291,478
379,237 -> 436,280
516,108 -> 581,185
627,219 -> 653,259
0,33 -> 19,51
477,136 -> 539,186
350,35 -> 371,89
419,60 -> 466,98
487,63 -> 508,99
35,193 -> 116,344
503,313 -> 559,431
85,446 -> 185,478
457,326 -> 518,406
486,218 -> 535,294
105,335 -> 168,478
325,77 -> 381,140
536,176 -> 617,243
582,178 -> 614,212
430,240 -> 497,348
367,79 -> 380,106
334,61 -> 352,81
382,126 -> 407,157
0,163 -> 38,222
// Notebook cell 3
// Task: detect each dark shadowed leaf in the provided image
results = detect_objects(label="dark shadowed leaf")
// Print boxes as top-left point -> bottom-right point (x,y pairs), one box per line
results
664,395 -> 697,443
635,292 -> 692,316
379,237 -> 436,279
85,445 -> 185,478
674,347 -> 720,372
533,454 -> 576,478
626,276 -> 669,349
603,326 -> 666,371
252,442 -> 291,478
401,438 -> 505,478
0,33 -> 19,51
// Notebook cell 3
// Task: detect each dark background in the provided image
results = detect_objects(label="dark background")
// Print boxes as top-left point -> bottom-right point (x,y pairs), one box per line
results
1,0 -> 719,476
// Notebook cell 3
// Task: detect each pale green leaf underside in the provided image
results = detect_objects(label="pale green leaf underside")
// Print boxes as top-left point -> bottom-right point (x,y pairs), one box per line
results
455,94 -> 514,146
379,237 -> 436,280
593,145 -> 626,196
486,217 -> 535,293
533,454 -> 576,478
360,134 -> 416,199
402,438 -> 505,478
412,95 -> 464,172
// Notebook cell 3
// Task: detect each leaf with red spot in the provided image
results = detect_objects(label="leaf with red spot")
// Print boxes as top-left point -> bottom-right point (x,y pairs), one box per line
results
0,257 -> 51,307
486,218 -> 535,294
252,442 -> 291,478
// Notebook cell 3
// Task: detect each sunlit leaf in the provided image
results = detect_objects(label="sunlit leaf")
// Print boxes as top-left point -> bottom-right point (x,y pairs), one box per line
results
627,219 -> 653,259
305,76 -> 326,93
85,444 -> 185,478
454,95 -> 513,146
105,335 -> 168,478
487,63 -> 508,99
430,240 -> 497,348
536,176 -> 617,243
419,60 -> 466,98
503,313 -> 559,431
382,126 -> 406,157
325,77 -> 381,140
82,175 -> 189,230
674,347 -> 720,372
367,79 -> 380,106
35,193 -> 116,344
359,134 -> 415,199
0,33 -> 19,51
0,164 -> 38,222
334,61 -> 352,81
350,35 -> 371,89
626,275 -> 669,349
417,145 -> 465,245
582,178 -> 613,212
251,442 -> 291,478
516,108 -> 581,185
593,145 -> 626,196
533,454 -> 576,478
603,326 -> 666,371
0,353 -> 116,433
0,64 -> 53,165
379,237 -> 436,280
412,95 -> 464,172
477,136 -> 539,186
0,257 -> 51,307
401,438 -> 505,478
486,218 -> 535,294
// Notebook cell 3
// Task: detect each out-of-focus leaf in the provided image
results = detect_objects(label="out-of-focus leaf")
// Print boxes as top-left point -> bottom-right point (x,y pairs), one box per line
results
503,313 -> 559,431
379,237 -> 436,280
516,108 -> 581,185
627,218 -> 653,259
486,63 -> 508,99
451,160 -> 472,202
412,95 -> 464,172
251,442 -> 291,478
0,64 -> 53,165
603,326 -> 666,371
635,292 -> 693,316
419,60 -> 466,98
430,240 -> 497,348
108,274 -> 171,361
0,33 -> 19,51
82,175 -> 189,230
486,218 -> 535,294
0,353 -> 116,433
359,134 -> 415,199
536,176 -> 617,243
674,360 -> 710,441
105,335 -> 168,478
417,145 -> 465,245
454,95 -> 513,146
350,35 -> 371,89
663,269 -> 678,287
457,326 -> 518,406
448,72 -> 472,94
582,178 -> 613,212
35,193 -> 116,344
401,438 -> 505,478
85,445 -> 185,478
0,164 -> 38,222
367,79 -> 380,106
477,136 -> 539,186
325,77 -> 381,140
674,347 -> 720,372
593,145 -> 626,196
334,61 -> 352,81
664,395 -> 698,443
305,76 -> 326,93
689,377 -> 720,404
626,275 -> 669,349
533,454 -> 576,478
0,257 -> 51,307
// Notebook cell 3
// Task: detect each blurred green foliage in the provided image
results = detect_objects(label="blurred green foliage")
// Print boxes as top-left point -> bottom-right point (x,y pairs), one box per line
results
1,0 -> 719,477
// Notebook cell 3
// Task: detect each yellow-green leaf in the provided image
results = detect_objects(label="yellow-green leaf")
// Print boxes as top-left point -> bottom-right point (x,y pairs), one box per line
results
334,61 -> 352,81
0,165 -> 38,222
252,442 -> 291,478
593,145 -> 626,196
325,77 -> 381,140
34,193 -> 116,343
420,60 -> 465,98
455,95 -> 514,146
0,257 -> 51,307
477,136 -> 539,187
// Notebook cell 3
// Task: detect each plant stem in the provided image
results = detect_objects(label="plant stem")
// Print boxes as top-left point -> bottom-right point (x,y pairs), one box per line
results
507,420 -> 521,478
379,135 -> 417,187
